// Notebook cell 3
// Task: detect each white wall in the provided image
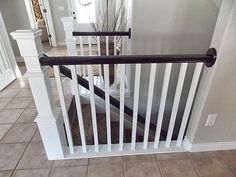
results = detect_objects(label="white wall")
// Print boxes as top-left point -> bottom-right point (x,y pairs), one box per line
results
0,0 -> 31,58
131,0 -> 219,55
125,0 -> 219,133
186,0 -> 236,144
49,0 -> 69,44
0,0 -> 69,60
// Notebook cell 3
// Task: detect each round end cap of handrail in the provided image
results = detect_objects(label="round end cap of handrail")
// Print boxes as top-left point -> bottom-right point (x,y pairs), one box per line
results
128,28 -> 131,39
205,48 -> 217,67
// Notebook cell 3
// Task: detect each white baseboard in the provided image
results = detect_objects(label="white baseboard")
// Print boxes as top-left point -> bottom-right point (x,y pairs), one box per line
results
183,138 -> 236,152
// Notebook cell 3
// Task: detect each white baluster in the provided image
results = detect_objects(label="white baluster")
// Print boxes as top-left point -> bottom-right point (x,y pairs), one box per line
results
114,36 -> 117,55
87,65 -> 99,152
79,36 -> 86,77
154,63 -> 172,149
71,65 -> 87,152
106,36 -> 109,55
54,66 -> 74,154
165,63 -> 188,148
104,67 -> 111,151
119,64 -> 125,151
113,36 -> 117,87
88,36 -> 92,56
143,64 -> 157,149
97,36 -> 102,84
131,64 -> 141,150
177,63 -> 203,147
87,35 -> 99,152
104,35 -> 111,151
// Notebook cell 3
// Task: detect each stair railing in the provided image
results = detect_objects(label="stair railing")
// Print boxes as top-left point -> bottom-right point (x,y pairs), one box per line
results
11,29 -> 216,160
61,17 -> 131,93
41,50 -> 216,155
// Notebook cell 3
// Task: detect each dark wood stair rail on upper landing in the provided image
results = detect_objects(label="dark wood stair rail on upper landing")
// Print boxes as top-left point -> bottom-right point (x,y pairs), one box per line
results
40,48 -> 217,140
72,28 -> 132,39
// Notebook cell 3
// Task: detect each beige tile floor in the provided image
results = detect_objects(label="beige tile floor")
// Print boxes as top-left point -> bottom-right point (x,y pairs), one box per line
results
1,57 -> 236,177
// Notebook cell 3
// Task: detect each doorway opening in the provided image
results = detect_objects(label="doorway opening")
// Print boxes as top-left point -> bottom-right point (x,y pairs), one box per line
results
24,0 -> 57,49
32,0 -> 50,51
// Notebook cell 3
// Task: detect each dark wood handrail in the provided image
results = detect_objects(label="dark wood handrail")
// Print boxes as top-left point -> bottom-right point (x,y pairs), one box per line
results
39,48 -> 217,68
72,28 -> 131,39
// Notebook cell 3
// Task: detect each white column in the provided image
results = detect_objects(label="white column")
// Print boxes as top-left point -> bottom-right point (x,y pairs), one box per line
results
11,30 -> 66,160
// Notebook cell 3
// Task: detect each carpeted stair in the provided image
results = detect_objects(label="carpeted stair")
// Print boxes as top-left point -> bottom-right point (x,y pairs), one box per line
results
68,98 -> 159,146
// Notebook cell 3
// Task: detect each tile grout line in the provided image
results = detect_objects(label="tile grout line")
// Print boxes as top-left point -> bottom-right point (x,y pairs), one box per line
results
121,156 -> 126,177
13,105 -> 36,125
85,163 -> 89,177
1,124 -> 38,145
3,96 -> 33,110
48,160 -> 55,177
7,123 -> 39,176
9,142 -> 31,177
155,154 -> 164,177
218,151 -> 236,177
0,108 -> 26,143
8,128 -> 46,177
0,88 -> 22,97
187,152 -> 203,177
0,97 -> 13,111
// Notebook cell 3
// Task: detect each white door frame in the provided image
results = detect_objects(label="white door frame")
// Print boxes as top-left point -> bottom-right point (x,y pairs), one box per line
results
24,0 -> 37,29
66,0 -> 72,16
0,11 -> 20,78
24,0 -> 57,47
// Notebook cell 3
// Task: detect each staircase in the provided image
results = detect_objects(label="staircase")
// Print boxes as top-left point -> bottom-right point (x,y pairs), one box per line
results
11,29 -> 217,160
68,97 -> 158,146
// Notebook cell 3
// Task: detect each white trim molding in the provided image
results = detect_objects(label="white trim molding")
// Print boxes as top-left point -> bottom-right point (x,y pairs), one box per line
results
24,0 -> 37,29
0,12 -> 21,78
39,0 -> 57,47
184,138 -> 236,152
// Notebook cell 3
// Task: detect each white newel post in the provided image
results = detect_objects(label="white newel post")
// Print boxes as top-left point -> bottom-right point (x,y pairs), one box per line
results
61,17 -> 77,56
61,17 -> 77,94
11,30 -> 66,160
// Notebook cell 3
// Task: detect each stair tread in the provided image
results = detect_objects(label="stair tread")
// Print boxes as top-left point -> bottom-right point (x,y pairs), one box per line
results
71,104 -> 94,145
69,100 -> 169,146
